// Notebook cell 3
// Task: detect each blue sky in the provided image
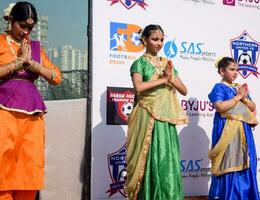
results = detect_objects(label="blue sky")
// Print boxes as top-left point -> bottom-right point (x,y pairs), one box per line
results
0,0 -> 88,50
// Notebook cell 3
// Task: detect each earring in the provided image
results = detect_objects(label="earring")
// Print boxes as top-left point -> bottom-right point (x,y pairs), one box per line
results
7,22 -> 11,31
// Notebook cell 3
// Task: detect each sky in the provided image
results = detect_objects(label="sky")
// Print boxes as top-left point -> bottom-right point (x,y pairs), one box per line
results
0,0 -> 88,50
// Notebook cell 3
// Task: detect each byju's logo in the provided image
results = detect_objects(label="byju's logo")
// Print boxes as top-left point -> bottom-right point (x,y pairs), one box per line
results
108,0 -> 148,10
110,22 -> 143,52
223,0 -> 236,6
106,144 -> 127,198
230,31 -> 260,79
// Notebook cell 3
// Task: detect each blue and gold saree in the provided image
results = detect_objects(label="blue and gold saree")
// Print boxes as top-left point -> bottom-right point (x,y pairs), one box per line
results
208,83 -> 259,200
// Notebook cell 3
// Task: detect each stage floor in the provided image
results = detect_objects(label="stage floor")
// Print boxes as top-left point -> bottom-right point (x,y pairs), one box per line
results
185,196 -> 208,200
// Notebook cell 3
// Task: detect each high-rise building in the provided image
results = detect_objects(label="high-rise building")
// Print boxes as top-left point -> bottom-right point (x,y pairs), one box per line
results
72,49 -> 81,70
81,50 -> 88,70
47,48 -> 60,66
60,45 -> 73,71
60,46 -> 87,71
31,15 -> 48,49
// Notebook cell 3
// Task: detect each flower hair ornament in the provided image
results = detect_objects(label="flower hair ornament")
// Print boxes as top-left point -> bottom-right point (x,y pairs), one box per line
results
3,3 -> 16,21
215,56 -> 224,68
138,28 -> 144,38
138,28 -> 145,45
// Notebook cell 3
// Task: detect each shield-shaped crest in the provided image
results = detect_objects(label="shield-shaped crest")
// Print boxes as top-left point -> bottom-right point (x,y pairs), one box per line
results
108,0 -> 148,10
106,144 -> 127,198
230,31 -> 260,79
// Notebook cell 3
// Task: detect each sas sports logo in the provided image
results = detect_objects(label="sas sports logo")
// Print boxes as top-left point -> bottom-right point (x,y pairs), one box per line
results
163,38 -> 216,62
164,39 -> 204,59
164,39 -> 178,58
110,22 -> 143,52
108,0 -> 148,9
106,144 -> 127,198
230,31 -> 260,79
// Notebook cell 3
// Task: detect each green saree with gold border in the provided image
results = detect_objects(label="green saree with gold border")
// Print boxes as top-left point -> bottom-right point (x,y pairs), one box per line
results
125,56 -> 189,200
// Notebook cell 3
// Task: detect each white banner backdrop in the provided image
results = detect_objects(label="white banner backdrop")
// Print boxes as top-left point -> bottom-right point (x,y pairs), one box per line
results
91,0 -> 260,198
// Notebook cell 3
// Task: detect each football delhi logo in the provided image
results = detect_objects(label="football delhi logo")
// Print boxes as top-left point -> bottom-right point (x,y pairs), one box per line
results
107,0 -> 148,9
106,144 -> 127,198
230,31 -> 260,79
110,22 -> 143,53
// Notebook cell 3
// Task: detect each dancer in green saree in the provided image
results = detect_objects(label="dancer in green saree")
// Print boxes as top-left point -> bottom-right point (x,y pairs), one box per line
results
125,24 -> 189,200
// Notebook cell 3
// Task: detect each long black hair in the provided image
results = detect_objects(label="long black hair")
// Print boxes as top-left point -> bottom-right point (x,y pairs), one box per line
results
9,1 -> 38,24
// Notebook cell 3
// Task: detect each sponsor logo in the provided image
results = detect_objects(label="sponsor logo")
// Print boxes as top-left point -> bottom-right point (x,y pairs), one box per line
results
108,0 -> 148,9
181,159 -> 211,179
224,0 -> 260,10
109,22 -> 144,65
223,0 -> 236,6
106,144 -> 127,198
230,31 -> 260,79
182,98 -> 214,118
181,159 -> 203,172
164,39 -> 216,62
164,39 -> 178,58
107,87 -> 135,125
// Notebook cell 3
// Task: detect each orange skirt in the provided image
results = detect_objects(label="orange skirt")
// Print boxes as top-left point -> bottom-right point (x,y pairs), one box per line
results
0,109 -> 45,190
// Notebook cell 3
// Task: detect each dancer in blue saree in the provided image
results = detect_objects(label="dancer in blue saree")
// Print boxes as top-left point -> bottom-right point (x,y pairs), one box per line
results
208,57 -> 259,200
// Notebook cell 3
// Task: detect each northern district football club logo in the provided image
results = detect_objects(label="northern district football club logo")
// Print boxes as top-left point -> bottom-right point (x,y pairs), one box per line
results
230,31 -> 260,79
106,144 -> 127,198
107,0 -> 148,9
110,22 -> 144,52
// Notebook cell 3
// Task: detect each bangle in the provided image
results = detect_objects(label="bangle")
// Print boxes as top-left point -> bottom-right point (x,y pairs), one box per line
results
6,58 -> 24,74
232,97 -> 239,104
27,60 -> 42,73
243,98 -> 249,104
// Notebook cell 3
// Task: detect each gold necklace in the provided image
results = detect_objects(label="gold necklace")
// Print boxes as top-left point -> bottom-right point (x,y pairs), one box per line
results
5,33 -> 21,58
143,54 -> 163,75
143,53 -> 160,61
221,79 -> 238,88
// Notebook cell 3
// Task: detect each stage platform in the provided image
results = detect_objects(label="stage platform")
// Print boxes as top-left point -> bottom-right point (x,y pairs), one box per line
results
185,196 -> 208,200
